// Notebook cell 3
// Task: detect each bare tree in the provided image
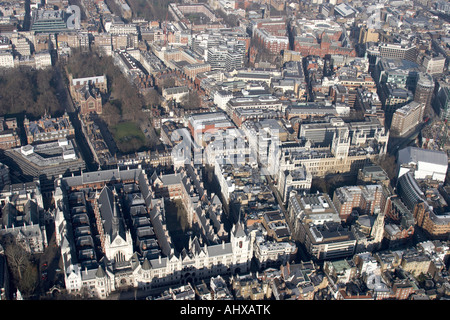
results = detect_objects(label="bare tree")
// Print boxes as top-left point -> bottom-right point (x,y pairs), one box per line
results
4,240 -> 29,281
180,91 -> 201,110
144,88 -> 162,107
3,237 -> 39,296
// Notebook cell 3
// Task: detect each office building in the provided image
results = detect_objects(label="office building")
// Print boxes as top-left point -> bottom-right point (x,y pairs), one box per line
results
390,101 -> 425,136
414,72 -> 434,111
31,9 -> 68,33
434,85 -> 450,121
397,146 -> 448,183
278,166 -> 312,204
4,139 -> 86,192
422,55 -> 446,75
367,43 -> 418,63
287,192 -> 341,233
332,184 -> 385,221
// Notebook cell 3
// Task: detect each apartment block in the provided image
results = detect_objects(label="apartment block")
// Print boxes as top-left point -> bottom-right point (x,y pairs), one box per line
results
390,101 -> 425,136
332,184 -> 384,222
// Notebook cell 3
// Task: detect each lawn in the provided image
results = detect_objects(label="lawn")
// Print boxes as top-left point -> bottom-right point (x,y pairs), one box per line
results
111,122 -> 147,153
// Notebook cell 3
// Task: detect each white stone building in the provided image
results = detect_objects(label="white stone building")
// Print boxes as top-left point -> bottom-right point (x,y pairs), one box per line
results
397,146 -> 448,183
53,167 -> 255,298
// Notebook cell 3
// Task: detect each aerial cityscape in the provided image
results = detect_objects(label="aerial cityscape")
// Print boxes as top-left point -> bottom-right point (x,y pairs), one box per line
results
0,0 -> 449,303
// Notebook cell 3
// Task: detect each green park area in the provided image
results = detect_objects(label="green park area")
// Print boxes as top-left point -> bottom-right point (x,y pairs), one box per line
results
111,122 -> 147,154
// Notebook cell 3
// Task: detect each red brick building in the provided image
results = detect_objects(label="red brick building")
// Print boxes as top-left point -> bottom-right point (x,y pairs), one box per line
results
0,117 -> 20,150
254,28 -> 289,54
78,86 -> 103,115
294,39 -> 356,58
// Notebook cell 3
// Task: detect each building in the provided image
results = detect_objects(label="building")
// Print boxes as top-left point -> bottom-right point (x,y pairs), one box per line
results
324,259 -> 357,285
412,201 -> 450,241
253,236 -> 297,269
0,117 -> 20,150
333,3 -> 357,18
151,172 -> 183,199
24,113 -> 74,144
253,28 -> 289,54
359,27 -> 379,45
396,171 -> 427,212
390,101 -> 425,136
206,46 -> 245,71
291,19 -> 356,58
396,168 -> 450,240
183,63 -> 211,80
399,248 -> 433,277
277,166 -> 312,204
4,139 -> 86,193
69,75 -> 108,96
357,164 -> 390,187
0,182 -> 46,254
288,194 -> 357,260
187,112 -> 235,145
0,163 -> 10,189
414,73 -> 434,111
0,51 -> 14,68
397,147 -> 448,183
287,192 -> 341,233
374,58 -> 419,90
367,43 -> 418,63
380,83 -> 414,114
226,96 -> 284,119
34,51 -> 52,69
332,184 -> 385,222
77,84 -> 103,115
162,86 -> 189,103
383,196 -> 415,249
232,273 -> 272,300
273,261 -> 327,300
53,167 -> 255,298
261,211 -> 291,242
422,55 -> 446,75
12,36 -> 31,57
281,117 -> 389,178
30,9 -> 68,33
69,75 -> 106,115
213,90 -> 234,111
285,103 -> 337,121
301,221 -> 357,261
434,85 -> 450,121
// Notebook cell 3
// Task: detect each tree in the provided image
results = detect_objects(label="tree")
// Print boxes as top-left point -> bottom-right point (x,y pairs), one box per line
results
3,237 -> 39,296
159,77 -> 176,93
4,240 -> 29,281
0,68 -> 62,117
144,88 -> 161,107
180,91 -> 201,110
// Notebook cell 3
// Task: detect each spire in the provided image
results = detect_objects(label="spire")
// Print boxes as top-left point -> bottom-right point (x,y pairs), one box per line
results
112,201 -> 120,238
96,265 -> 106,278
142,258 -> 151,271
233,216 -> 246,239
